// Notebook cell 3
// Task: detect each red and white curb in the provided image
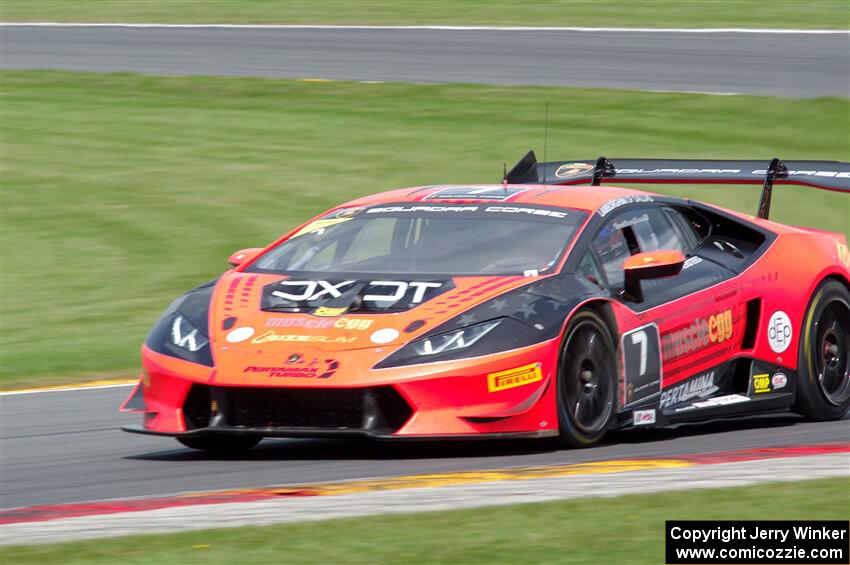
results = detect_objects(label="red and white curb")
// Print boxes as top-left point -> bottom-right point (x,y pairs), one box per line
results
1,444 -> 847,545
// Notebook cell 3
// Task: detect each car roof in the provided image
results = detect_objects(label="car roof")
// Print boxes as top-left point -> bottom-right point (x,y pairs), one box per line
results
341,183 -> 662,213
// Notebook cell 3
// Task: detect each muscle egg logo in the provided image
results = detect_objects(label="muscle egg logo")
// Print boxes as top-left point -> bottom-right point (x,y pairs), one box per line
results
554,162 -> 593,178
661,309 -> 733,361
487,363 -> 543,392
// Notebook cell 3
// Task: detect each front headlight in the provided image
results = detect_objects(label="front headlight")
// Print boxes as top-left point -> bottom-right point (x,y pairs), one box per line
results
146,280 -> 216,366
375,317 -> 545,368
170,315 -> 209,352
410,320 -> 500,356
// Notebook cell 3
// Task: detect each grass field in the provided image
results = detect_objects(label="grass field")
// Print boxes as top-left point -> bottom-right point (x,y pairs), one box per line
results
1,70 -> 848,387
3,478 -> 848,563
1,0 -> 848,28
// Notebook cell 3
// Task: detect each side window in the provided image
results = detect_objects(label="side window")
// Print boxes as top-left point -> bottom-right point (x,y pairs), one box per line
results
591,206 -> 689,289
591,223 -> 633,288
627,208 -> 687,254
576,252 -> 604,284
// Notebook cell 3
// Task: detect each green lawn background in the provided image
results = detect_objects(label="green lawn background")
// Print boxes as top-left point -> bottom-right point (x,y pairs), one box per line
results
1,0 -> 848,28
1,71 -> 848,386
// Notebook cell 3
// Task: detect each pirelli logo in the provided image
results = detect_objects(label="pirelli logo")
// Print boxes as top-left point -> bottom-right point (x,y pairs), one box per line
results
487,363 -> 543,393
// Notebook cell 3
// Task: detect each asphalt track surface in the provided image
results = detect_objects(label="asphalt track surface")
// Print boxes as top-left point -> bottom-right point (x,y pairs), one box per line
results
1,26 -> 849,97
1,385 -> 848,510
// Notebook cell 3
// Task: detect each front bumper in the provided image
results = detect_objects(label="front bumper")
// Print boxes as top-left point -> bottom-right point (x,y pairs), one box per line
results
123,339 -> 561,439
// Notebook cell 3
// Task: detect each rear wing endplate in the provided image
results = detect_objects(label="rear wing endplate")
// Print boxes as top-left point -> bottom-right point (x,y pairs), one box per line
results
504,152 -> 849,219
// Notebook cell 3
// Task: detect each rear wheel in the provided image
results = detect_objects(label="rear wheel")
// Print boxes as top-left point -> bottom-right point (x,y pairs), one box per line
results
795,280 -> 850,420
556,310 -> 617,447
177,436 -> 262,452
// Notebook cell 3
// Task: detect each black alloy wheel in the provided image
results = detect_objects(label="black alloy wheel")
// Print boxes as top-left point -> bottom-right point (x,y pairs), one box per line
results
557,310 -> 616,447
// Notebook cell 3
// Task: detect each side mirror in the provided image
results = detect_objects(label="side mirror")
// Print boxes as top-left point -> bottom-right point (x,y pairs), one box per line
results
622,250 -> 686,303
227,247 -> 263,267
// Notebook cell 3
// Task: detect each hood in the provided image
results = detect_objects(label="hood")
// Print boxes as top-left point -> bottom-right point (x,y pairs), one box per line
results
206,271 -> 539,385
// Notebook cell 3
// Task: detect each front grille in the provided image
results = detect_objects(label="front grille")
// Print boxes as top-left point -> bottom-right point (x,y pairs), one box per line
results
183,385 -> 412,434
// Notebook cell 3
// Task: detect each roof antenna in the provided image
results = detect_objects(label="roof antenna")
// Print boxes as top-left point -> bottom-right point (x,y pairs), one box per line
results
502,162 -> 508,192
542,102 -> 549,186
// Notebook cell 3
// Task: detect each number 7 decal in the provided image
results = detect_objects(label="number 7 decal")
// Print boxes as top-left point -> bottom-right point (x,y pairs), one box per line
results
621,324 -> 662,409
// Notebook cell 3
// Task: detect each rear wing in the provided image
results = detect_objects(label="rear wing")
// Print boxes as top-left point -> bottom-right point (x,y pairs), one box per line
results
504,152 -> 849,219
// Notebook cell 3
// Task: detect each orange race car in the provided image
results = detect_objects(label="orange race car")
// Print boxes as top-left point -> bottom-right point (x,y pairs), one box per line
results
122,155 -> 850,451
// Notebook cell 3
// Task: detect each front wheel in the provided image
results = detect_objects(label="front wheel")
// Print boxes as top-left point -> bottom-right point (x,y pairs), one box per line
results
795,280 -> 850,421
556,310 -> 617,447
177,435 -> 262,452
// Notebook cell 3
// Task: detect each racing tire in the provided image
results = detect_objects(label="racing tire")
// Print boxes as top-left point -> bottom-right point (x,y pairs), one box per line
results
795,280 -> 850,421
177,436 -> 263,452
556,310 -> 617,447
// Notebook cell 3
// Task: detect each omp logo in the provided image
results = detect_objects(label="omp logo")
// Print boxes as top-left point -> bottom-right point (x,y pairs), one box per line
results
487,363 -> 543,392
250,331 -> 356,345
271,280 -> 442,303
752,373 -> 771,394
662,309 -> 733,361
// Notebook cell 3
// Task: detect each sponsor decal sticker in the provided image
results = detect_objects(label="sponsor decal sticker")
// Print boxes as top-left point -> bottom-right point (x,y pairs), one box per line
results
772,372 -> 788,389
661,309 -> 733,361
487,363 -> 543,393
370,328 -> 400,344
682,256 -> 703,270
270,280 -> 442,304
425,186 -> 528,201
266,317 -> 334,329
659,371 -> 716,409
752,373 -> 771,394
225,326 -> 255,343
691,394 -> 750,408
483,206 -> 568,218
554,162 -> 593,178
251,331 -> 356,345
597,195 -> 654,217
633,409 -> 656,426
313,306 -> 348,317
365,205 -> 568,218
767,310 -> 793,353
243,358 -> 339,379
334,318 -> 373,331
291,217 -> 352,238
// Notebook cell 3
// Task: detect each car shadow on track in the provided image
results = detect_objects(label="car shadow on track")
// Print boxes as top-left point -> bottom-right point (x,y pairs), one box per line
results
124,412 -> 818,463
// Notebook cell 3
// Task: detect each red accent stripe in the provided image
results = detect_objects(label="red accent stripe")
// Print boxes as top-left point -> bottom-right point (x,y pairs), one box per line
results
1,443 -> 846,526
676,443 -> 850,465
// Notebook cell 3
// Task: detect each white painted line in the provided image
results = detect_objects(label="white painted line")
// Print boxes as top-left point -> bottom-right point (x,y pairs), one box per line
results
644,89 -> 743,96
0,22 -> 848,34
2,452 -> 846,545
0,382 -> 135,397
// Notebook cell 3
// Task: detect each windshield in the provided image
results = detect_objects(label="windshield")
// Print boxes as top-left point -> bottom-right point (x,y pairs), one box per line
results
249,203 -> 588,277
